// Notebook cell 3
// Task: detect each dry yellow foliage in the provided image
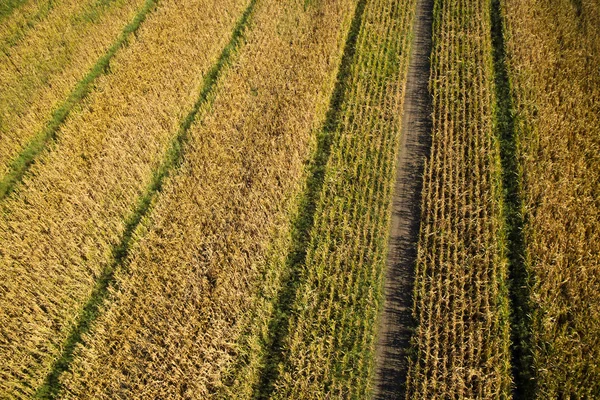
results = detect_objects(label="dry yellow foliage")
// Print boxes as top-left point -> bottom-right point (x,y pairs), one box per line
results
405,0 -> 513,397
503,0 -> 600,396
60,0 -> 356,397
0,0 -> 249,396
0,0 -> 144,177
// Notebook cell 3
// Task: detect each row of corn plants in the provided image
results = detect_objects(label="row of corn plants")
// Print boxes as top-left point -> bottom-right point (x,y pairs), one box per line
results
502,0 -> 600,396
405,0 -> 513,397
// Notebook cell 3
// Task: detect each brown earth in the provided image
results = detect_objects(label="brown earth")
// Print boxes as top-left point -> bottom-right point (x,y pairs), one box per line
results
372,0 -> 433,397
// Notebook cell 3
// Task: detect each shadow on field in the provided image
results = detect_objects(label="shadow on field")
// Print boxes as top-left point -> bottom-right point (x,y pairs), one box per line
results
490,0 -> 536,397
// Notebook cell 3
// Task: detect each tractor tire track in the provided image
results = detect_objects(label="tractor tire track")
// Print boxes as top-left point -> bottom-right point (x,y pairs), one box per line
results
373,0 -> 433,397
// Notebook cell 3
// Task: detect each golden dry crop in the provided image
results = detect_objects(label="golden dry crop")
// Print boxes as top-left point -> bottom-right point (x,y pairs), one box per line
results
0,0 -> 144,178
502,0 -> 600,396
0,0 -> 250,396
0,1 -> 53,40
60,0 -> 356,397
0,0 -> 598,397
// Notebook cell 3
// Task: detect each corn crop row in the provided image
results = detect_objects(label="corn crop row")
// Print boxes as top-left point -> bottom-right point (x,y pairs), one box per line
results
267,0 -> 417,397
405,0 -> 512,397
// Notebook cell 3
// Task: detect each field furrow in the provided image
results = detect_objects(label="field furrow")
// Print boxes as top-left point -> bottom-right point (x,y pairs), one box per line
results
502,0 -> 600,396
0,0 -> 250,396
0,0 -> 146,186
261,0 -> 418,396
59,0 -> 356,398
405,0 -> 513,397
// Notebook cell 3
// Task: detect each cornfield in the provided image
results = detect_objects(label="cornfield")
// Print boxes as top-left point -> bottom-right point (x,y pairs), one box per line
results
0,0 -> 597,398
502,0 -> 600,396
0,0 -> 144,186
61,0 -> 355,397
405,0 -> 512,397
0,0 -> 249,395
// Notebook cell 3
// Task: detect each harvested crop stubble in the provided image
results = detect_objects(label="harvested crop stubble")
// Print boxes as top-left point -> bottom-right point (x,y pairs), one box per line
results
503,0 -> 600,396
269,0 -> 417,397
0,0 -> 145,178
0,0 -> 250,396
60,0 -> 356,398
405,0 -> 512,397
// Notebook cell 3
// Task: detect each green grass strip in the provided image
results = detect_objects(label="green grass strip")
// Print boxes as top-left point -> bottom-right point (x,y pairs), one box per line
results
490,0 -> 536,397
251,0 -> 368,398
0,0 -> 158,201
33,1 -> 257,398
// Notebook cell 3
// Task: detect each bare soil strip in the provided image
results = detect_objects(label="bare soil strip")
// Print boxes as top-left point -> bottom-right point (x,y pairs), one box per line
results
373,0 -> 433,397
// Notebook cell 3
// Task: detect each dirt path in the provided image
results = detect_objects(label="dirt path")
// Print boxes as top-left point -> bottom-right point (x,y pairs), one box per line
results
372,0 -> 433,397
